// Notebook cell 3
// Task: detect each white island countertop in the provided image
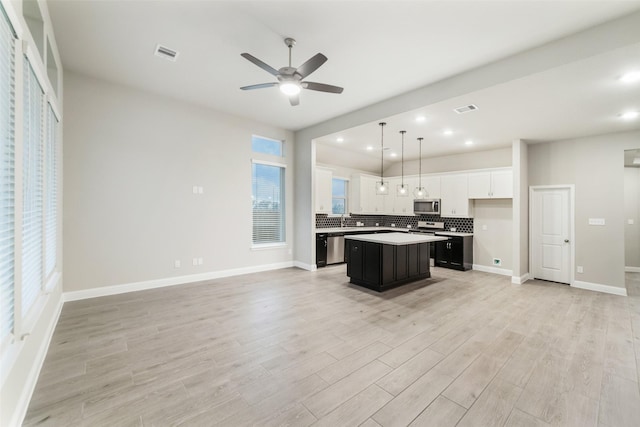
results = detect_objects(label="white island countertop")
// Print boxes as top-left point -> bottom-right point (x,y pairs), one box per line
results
345,232 -> 448,246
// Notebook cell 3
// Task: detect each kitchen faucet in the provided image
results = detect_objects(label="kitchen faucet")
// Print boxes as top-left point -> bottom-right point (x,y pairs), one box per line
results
341,215 -> 346,228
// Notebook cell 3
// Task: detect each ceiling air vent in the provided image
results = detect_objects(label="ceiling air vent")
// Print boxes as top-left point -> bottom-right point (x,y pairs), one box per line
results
154,44 -> 179,62
453,104 -> 478,114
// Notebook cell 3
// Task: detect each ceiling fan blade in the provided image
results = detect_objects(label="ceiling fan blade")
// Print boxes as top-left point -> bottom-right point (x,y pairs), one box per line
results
302,81 -> 344,94
241,53 -> 280,76
289,94 -> 300,106
296,53 -> 327,79
240,82 -> 278,90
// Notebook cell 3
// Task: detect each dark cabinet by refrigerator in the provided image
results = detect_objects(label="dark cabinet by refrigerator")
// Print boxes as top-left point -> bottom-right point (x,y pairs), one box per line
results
435,235 -> 473,271
316,233 -> 327,268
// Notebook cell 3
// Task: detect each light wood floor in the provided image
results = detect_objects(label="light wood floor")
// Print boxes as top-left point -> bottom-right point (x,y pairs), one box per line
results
24,267 -> 640,427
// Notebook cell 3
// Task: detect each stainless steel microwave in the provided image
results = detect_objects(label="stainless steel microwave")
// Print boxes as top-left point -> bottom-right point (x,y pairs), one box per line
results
414,199 -> 440,215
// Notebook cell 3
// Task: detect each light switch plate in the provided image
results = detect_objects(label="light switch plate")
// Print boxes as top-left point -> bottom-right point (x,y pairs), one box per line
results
629,219 -> 635,225
482,225 -> 488,231
588,218 -> 605,226
577,266 -> 584,273
174,260 -> 181,268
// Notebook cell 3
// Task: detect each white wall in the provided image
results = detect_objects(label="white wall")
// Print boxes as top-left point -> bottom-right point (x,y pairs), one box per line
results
625,167 -> 640,269
473,199 -> 513,271
528,130 -> 640,290
384,147 -> 512,176
63,72 -> 294,293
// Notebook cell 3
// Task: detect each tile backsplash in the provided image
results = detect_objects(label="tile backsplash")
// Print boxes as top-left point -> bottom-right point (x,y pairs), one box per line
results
315,214 -> 473,233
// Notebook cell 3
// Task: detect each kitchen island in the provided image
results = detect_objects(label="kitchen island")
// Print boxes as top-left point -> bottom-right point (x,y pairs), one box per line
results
345,233 -> 448,292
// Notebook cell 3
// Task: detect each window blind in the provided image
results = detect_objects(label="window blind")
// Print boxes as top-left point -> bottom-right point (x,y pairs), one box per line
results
22,57 -> 44,315
252,162 -> 285,244
0,6 -> 15,341
45,104 -> 57,277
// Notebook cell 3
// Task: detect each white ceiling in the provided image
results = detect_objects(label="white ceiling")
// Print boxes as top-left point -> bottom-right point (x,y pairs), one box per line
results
47,0 -> 640,133
316,41 -> 640,165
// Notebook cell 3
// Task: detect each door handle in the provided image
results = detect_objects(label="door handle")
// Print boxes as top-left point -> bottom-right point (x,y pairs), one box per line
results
564,239 -> 569,243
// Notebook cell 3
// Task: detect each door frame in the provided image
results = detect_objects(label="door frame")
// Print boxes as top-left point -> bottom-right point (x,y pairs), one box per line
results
529,185 -> 575,286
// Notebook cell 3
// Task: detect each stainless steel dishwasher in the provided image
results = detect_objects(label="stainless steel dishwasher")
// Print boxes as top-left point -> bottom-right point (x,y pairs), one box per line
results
327,233 -> 345,265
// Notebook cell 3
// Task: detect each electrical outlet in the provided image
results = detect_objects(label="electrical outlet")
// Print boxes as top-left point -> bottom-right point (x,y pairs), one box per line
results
493,258 -> 502,266
174,260 -> 181,268
577,266 -> 584,273
588,218 -> 605,226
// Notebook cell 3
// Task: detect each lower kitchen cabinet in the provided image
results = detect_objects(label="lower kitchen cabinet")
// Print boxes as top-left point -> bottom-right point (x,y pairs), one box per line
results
435,235 -> 473,271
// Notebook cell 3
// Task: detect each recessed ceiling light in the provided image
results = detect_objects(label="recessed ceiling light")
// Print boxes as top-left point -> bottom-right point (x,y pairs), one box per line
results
620,111 -> 639,120
390,152 -> 397,158
336,137 -> 344,142
465,140 -> 474,146
366,146 -> 373,151
443,129 -> 453,136
620,71 -> 640,84
416,116 -> 426,122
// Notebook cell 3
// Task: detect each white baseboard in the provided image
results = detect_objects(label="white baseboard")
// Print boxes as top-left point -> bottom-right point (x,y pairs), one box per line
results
294,261 -> 317,271
626,266 -> 640,273
11,293 -> 64,427
572,280 -> 628,296
511,273 -> 530,285
64,261 -> 295,302
472,264 -> 513,277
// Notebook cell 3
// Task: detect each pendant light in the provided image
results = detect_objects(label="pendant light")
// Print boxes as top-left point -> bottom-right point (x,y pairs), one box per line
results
375,122 -> 389,195
397,130 -> 409,196
414,137 -> 426,198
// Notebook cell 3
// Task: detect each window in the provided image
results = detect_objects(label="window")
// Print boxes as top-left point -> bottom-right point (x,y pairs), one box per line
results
22,57 -> 44,316
0,6 -> 16,342
45,104 -> 57,278
332,178 -> 348,214
252,135 -> 283,157
252,161 -> 285,245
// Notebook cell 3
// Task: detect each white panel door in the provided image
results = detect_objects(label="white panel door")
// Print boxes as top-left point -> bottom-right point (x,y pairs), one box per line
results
532,188 -> 571,284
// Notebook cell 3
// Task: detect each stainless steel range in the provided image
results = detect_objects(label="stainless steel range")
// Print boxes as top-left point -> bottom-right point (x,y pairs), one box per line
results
410,221 -> 445,263
410,221 -> 445,235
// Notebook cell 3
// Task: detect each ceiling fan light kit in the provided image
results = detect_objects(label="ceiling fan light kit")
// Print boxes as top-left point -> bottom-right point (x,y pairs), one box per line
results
240,37 -> 344,106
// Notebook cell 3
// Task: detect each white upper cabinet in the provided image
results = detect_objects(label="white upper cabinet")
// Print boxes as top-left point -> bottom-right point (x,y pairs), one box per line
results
440,173 -> 473,218
468,169 -> 513,199
350,174 -> 386,214
315,168 -> 333,213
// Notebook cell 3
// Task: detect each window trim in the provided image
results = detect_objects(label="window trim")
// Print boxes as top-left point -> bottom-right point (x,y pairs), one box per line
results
251,159 -> 287,249
330,176 -> 349,215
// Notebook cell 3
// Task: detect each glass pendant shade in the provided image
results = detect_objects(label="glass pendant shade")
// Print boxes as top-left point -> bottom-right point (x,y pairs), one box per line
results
415,137 -> 425,199
375,122 -> 387,196
397,130 -> 408,197
376,180 -> 389,195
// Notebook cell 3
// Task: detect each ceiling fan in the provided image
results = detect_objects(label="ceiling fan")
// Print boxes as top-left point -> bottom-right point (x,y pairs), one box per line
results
240,37 -> 344,106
